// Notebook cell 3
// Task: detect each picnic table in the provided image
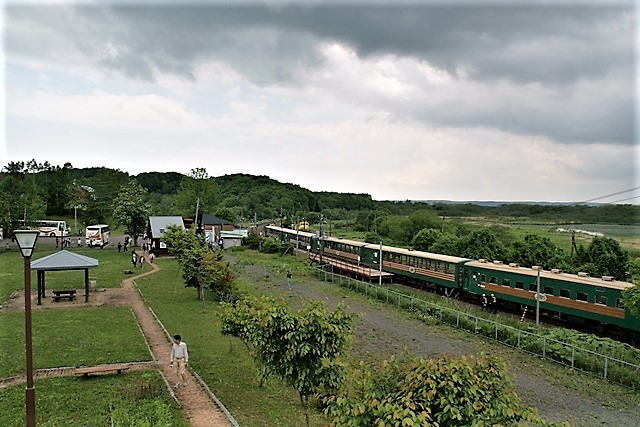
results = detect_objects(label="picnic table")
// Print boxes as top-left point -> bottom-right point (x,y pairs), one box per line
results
52,289 -> 76,302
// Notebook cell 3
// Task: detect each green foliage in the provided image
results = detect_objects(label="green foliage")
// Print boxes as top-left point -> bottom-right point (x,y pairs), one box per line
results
456,228 -> 507,261
411,228 -> 442,252
323,354 -> 546,427
243,231 -> 263,250
220,295 -> 355,426
623,284 -> 640,316
161,225 -> 237,301
0,161 -> 47,235
174,167 -> 218,217
81,167 -> 131,223
510,234 -> 568,270
576,237 -> 630,280
112,180 -> 152,244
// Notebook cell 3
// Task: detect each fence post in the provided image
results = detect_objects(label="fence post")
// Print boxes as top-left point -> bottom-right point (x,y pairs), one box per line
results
495,323 -> 498,340
571,346 -> 575,369
543,337 -> 546,358
604,357 -> 608,380
475,317 -> 478,333
456,312 -> 460,327
517,330 -> 521,349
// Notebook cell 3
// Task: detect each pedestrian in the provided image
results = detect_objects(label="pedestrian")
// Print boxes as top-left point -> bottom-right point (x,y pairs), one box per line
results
491,293 -> 498,313
149,251 -> 155,263
139,254 -> 145,269
286,270 -> 292,289
170,334 -> 189,388
481,293 -> 488,312
55,237 -> 59,248
123,237 -> 129,252
117,242 -> 122,253
131,252 -> 137,269
77,237 -> 81,247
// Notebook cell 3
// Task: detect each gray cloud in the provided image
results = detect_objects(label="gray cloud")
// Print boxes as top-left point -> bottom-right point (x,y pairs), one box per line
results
5,3 -> 635,146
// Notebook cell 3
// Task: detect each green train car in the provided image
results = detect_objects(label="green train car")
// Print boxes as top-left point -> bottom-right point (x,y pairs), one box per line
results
464,260 -> 640,334
264,225 -> 314,250
361,243 -> 471,290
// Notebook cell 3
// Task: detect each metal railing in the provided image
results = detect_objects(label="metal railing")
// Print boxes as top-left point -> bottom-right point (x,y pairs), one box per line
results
314,266 -> 640,390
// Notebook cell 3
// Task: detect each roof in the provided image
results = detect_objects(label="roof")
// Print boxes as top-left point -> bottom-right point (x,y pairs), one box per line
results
364,243 -> 471,265
31,250 -> 99,271
201,214 -> 235,226
149,216 -> 184,238
464,260 -> 634,291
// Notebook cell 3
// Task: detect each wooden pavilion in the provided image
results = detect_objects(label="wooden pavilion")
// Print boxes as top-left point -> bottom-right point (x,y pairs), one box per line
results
30,250 -> 99,304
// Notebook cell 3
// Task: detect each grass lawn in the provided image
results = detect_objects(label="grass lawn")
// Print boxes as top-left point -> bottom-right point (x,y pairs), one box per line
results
134,256 -> 329,427
0,306 -> 151,378
0,245 -> 141,304
0,371 -> 189,426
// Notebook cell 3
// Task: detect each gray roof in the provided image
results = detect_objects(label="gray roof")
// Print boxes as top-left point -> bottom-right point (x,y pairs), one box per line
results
202,214 -> 235,226
31,250 -> 99,271
149,216 -> 184,238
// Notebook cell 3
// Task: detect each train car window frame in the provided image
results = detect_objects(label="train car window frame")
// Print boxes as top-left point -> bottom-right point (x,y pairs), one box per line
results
501,278 -> 511,287
616,298 -> 624,308
490,276 -> 497,284
543,286 -> 554,295
528,283 -> 537,291
560,289 -> 570,298
576,292 -> 588,302
481,274 -> 486,283
595,295 -> 607,306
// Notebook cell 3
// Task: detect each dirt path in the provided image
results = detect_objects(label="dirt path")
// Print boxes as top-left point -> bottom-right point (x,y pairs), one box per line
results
1,253 -> 231,427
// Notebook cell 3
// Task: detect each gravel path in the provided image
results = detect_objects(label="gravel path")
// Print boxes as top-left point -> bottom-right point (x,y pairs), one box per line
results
237,261 -> 640,426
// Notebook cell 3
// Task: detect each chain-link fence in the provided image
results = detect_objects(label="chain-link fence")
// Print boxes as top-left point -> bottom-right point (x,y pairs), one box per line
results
314,265 -> 640,390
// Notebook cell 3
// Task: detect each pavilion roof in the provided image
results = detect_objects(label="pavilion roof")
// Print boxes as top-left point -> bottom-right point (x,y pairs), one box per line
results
30,250 -> 99,271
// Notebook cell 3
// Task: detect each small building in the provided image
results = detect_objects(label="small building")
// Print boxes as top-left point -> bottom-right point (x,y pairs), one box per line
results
147,216 -> 185,255
219,230 -> 244,249
199,214 -> 236,245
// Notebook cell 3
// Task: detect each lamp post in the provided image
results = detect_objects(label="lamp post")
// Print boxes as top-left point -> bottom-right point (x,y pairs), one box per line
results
14,230 -> 39,427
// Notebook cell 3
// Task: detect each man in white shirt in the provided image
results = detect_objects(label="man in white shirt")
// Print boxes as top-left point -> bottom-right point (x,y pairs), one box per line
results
170,334 -> 189,388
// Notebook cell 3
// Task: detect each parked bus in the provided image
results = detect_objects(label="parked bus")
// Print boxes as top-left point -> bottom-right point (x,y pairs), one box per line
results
22,220 -> 70,237
85,224 -> 110,247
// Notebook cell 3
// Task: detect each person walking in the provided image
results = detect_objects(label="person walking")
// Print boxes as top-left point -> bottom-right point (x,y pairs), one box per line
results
481,294 -> 488,312
170,334 -> 189,388
117,242 -> 122,252
286,270 -> 292,289
491,293 -> 498,313
139,254 -> 145,270
131,252 -> 137,269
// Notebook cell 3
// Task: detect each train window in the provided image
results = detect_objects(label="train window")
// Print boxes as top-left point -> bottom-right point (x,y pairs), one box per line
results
529,283 -> 537,291
576,292 -> 588,302
595,295 -> 607,305
616,299 -> 624,309
543,286 -> 554,295
481,274 -> 486,283
490,277 -> 497,284
515,281 -> 524,289
560,289 -> 570,298
501,278 -> 510,287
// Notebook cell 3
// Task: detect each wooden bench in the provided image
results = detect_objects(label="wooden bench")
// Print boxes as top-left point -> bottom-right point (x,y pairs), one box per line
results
75,364 -> 130,377
52,289 -> 76,302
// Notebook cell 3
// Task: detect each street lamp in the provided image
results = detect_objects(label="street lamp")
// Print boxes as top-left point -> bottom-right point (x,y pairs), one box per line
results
14,229 -> 39,427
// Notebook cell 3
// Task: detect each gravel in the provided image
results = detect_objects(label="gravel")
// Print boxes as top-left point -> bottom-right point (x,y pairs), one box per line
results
238,261 -> 640,426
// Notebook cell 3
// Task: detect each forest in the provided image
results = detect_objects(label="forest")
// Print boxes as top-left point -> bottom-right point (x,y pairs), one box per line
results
1,160 -> 638,282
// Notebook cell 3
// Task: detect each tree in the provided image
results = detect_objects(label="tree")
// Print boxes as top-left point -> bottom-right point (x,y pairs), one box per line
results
456,229 -> 507,261
623,257 -> 640,316
411,228 -> 443,252
162,225 -> 236,301
576,237 -> 629,280
112,180 -> 151,245
0,162 -> 46,236
220,296 -> 355,427
323,354 -> 546,426
510,234 -> 568,270
174,167 -> 218,218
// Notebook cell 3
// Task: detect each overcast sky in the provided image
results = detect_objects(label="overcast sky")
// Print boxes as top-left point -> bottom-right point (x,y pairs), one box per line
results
2,1 -> 638,203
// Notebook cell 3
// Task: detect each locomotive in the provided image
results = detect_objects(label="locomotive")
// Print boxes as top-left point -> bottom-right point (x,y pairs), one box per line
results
265,225 -> 640,339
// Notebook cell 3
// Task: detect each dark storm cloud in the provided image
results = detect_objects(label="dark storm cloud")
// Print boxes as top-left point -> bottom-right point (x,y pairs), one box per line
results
5,3 -> 634,145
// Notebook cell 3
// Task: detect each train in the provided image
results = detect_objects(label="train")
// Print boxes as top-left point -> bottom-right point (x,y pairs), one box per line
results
265,225 -> 640,340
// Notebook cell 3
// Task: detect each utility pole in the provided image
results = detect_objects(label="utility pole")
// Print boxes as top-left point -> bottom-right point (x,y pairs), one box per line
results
379,240 -> 383,287
536,267 -> 541,327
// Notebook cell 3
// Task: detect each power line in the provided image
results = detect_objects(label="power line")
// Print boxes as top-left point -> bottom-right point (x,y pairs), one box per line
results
575,186 -> 640,205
